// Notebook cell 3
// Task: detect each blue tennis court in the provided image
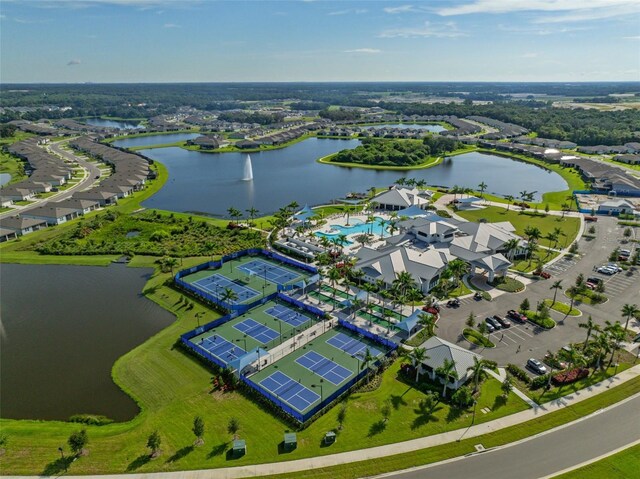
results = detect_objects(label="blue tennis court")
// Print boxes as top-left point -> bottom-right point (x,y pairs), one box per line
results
260,371 -> 320,412
193,273 -> 260,304
326,332 -> 382,359
295,351 -> 352,386
265,304 -> 309,327
234,318 -> 280,344
199,334 -> 245,365
237,259 -> 301,285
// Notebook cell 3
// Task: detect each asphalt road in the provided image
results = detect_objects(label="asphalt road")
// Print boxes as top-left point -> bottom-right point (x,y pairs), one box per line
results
376,394 -> 640,479
0,140 -> 101,219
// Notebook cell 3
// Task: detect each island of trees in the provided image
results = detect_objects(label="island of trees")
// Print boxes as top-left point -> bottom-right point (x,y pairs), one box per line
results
329,136 -> 462,167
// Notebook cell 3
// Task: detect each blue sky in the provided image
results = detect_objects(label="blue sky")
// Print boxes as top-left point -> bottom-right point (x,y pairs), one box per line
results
1,0 -> 639,83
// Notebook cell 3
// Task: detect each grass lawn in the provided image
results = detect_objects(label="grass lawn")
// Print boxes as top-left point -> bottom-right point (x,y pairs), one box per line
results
255,375 -> 640,479
456,206 -> 580,249
0,132 -> 33,184
533,363 -> 633,404
554,444 -> 640,479
565,289 -> 608,306
0,275 -> 528,476
445,282 -> 472,298
489,277 -> 525,293
523,310 -> 556,329
543,299 -> 581,316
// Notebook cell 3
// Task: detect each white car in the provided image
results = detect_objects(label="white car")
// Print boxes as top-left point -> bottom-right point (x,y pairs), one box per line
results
597,266 -> 616,275
606,263 -> 623,272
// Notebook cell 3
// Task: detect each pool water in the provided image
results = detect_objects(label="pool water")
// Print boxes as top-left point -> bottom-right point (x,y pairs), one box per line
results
315,217 -> 389,242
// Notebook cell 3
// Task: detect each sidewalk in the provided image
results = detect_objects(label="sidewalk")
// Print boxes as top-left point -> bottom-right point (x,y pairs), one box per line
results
24,365 -> 638,479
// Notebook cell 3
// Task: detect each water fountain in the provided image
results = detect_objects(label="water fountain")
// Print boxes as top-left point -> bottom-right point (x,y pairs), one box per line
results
242,154 -> 254,181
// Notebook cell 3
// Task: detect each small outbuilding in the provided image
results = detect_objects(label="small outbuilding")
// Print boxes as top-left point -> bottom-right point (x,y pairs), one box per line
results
323,431 -> 336,445
283,432 -> 297,451
232,439 -> 246,457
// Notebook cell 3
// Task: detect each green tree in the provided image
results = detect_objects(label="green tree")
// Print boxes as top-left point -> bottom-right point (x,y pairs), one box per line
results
501,375 -> 513,399
579,315 -> 598,349
478,181 -> 488,198
147,431 -> 161,456
381,399 -> 392,423
549,280 -> 563,306
67,429 -> 88,456
418,312 -> 437,338
436,358 -> 458,398
520,297 -> 530,312
227,417 -> 240,440
408,347 -> 428,382
336,403 -> 347,431
192,416 -> 205,446
467,357 -> 491,393
621,303 -> 639,332
465,312 -> 475,329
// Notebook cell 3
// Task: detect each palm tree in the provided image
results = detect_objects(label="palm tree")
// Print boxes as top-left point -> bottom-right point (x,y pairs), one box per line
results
408,347 -> 428,382
406,287 -> 423,313
446,259 -> 469,289
504,194 -> 514,211
501,238 -> 520,261
526,242 -> 539,267
163,257 -> 179,275
377,217 -> 387,239
467,357 -> 491,393
524,226 -> 542,244
393,270 -> 416,300
621,303 -> 639,332
327,266 -> 342,309
593,331 -> 611,370
478,181 -> 488,198
388,220 -> 399,237
545,350 -> 558,389
549,280 -> 563,306
436,359 -> 458,398
362,347 -> 375,383
604,321 -> 625,369
418,312 -> 437,337
203,241 -> 216,261
220,287 -> 238,305
396,177 -> 407,187
579,315 -> 598,349
246,207 -> 259,226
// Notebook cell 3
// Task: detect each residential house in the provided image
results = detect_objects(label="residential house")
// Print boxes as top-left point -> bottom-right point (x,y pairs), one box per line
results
419,336 -> 483,391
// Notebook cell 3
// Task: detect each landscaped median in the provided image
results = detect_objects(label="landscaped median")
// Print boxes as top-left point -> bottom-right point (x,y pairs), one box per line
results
544,299 -> 581,316
523,310 -> 557,329
463,328 -> 495,348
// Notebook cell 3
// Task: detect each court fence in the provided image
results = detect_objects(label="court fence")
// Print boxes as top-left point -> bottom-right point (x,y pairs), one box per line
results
174,248 -> 319,312
338,318 -> 399,351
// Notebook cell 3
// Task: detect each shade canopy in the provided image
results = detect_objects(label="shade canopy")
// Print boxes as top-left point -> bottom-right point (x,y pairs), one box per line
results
396,309 -> 430,334
228,347 -> 270,374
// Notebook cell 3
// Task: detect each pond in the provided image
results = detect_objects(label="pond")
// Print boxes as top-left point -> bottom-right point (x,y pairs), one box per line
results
367,123 -> 446,132
140,138 -> 568,217
0,172 -> 11,187
85,118 -> 143,130
0,263 -> 175,421
112,132 -> 200,149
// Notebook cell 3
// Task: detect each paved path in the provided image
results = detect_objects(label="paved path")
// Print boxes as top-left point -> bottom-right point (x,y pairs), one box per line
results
7,365 -> 638,479
376,394 -> 640,479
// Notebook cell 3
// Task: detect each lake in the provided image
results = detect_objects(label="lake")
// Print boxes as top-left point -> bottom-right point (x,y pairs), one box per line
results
140,138 -> 568,217
0,263 -> 174,421
112,132 -> 200,149
86,118 -> 143,130
0,172 -> 11,187
368,123 -> 446,132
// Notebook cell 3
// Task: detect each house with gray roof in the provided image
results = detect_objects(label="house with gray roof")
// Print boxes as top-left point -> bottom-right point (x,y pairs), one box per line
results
419,336 -> 483,391
22,204 -> 81,226
0,216 -> 48,235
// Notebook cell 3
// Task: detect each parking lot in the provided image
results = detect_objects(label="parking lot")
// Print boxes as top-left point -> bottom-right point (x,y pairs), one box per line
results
437,216 -> 639,373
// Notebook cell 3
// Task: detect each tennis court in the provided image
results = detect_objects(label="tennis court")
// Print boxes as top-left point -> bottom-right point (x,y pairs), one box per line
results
259,371 -> 320,411
199,334 -> 246,366
237,259 -> 301,286
234,318 -> 280,344
193,273 -> 259,304
265,304 -> 309,327
327,332 -> 382,359
295,350 -> 352,386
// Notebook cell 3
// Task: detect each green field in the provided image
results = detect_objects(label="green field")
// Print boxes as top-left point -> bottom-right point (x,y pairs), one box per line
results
456,206 -> 581,249
554,444 -> 640,479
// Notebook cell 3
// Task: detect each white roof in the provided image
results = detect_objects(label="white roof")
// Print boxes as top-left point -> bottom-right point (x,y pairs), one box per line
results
420,336 -> 483,381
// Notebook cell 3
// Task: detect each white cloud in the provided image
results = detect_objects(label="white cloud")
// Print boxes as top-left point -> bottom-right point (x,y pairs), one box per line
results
344,48 -> 382,54
67,59 -> 82,66
624,35 -> 640,39
383,4 -> 428,14
437,0 -> 640,16
379,21 -> 467,38
163,23 -> 180,28
521,52 -> 539,58
328,9 -> 367,16
5,0 -> 201,9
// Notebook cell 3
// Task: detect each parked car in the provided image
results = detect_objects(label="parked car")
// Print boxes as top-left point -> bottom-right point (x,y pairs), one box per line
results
597,266 -> 616,275
507,309 -> 527,323
493,314 -> 511,328
485,316 -> 501,330
543,353 -> 567,370
446,298 -> 461,308
606,263 -> 623,272
584,216 -> 598,222
586,276 -> 603,285
484,321 -> 495,333
474,291 -> 483,301
527,358 -> 548,375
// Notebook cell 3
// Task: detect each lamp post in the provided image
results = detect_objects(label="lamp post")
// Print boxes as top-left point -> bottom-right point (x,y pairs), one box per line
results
273,318 -> 283,345
236,336 -> 247,353
351,354 -> 361,377
311,380 -> 324,404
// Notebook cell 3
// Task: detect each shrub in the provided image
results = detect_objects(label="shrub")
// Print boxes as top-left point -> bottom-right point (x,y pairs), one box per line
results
506,364 -> 531,385
552,367 -> 590,385
68,414 -> 114,426
451,386 -> 474,408
530,374 -> 551,390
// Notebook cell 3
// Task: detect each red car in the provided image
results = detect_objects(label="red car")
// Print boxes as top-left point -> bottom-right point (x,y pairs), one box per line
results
507,310 -> 527,323
584,216 -> 598,222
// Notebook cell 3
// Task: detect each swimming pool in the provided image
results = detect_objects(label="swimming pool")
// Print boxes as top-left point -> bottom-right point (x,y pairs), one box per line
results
315,217 -> 389,243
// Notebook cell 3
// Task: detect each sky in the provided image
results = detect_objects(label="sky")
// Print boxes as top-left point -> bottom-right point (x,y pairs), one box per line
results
1,0 -> 639,83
